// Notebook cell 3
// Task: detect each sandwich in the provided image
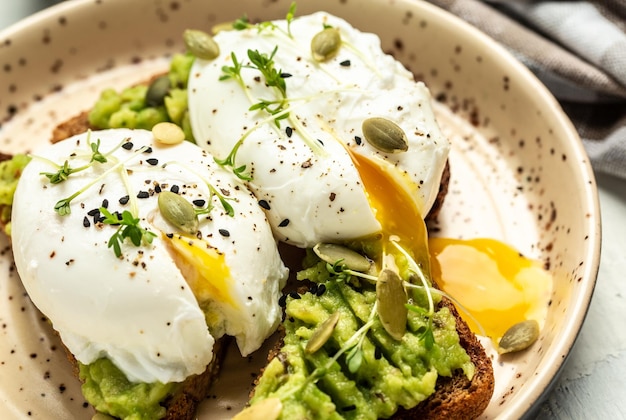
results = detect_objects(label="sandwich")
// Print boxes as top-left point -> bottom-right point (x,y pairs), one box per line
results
2,5 -> 495,419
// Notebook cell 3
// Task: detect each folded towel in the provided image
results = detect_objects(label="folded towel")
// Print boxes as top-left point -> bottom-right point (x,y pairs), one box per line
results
428,0 -> 626,179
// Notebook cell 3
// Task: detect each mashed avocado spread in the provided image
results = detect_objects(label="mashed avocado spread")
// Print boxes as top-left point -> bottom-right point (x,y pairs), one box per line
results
249,251 -> 474,420
88,53 -> 195,141
0,154 -> 31,235
79,359 -> 176,420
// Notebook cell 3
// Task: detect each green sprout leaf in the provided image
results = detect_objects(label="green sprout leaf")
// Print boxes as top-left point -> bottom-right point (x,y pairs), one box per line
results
42,160 -> 74,184
90,138 -> 108,164
346,345 -> 363,373
100,207 -> 156,258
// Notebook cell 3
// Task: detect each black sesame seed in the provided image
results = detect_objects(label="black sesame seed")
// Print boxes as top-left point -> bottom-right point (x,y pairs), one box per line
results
309,283 -> 319,294
316,284 -> 326,296
166,233 -> 174,238
340,60 -> 351,67
354,135 -> 362,145
101,199 -> 109,209
289,291 -> 301,299
219,229 -> 230,237
278,219 -> 290,227
280,72 -> 292,78
119,195 -> 130,205
146,158 -> 158,166
317,139 -> 324,146
278,294 -> 288,307
137,191 -> 150,199
87,208 -> 100,216
155,184 -> 162,193
121,142 -> 133,150
143,146 -> 153,154
193,199 -> 206,207
170,185 -> 180,194
258,200 -> 271,210
374,346 -> 382,360
83,217 -> 90,228
286,126 -> 293,138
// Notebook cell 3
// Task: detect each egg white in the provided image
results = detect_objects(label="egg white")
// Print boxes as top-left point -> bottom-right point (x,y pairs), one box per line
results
11,128 -> 288,383
188,12 -> 450,248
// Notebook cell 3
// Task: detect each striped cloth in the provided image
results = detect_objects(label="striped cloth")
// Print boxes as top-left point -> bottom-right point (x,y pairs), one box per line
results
428,0 -> 626,179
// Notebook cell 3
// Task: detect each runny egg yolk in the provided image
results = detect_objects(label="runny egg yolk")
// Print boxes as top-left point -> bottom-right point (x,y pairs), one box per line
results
347,149 -> 551,342
348,150 -> 430,273
429,238 -> 552,340
164,234 -> 238,309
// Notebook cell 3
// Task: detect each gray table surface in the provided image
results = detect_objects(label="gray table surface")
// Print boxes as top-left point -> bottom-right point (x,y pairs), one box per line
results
2,1 -> 625,419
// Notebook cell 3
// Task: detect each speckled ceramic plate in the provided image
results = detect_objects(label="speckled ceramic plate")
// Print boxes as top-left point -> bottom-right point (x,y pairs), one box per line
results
0,0 -> 600,418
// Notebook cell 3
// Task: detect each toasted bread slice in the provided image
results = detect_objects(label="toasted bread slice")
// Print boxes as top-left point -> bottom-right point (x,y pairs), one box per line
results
394,298 -> 494,419
254,294 -> 493,419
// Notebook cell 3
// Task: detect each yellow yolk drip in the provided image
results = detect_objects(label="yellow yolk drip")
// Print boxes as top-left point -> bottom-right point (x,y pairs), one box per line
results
347,150 -> 429,274
429,237 -> 552,340
346,148 -> 551,341
164,234 -> 238,309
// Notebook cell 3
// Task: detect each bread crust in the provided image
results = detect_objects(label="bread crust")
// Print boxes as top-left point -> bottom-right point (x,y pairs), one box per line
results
162,337 -> 229,420
394,298 -> 494,419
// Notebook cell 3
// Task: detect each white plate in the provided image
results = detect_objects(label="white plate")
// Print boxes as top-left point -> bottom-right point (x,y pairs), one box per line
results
0,0 -> 601,418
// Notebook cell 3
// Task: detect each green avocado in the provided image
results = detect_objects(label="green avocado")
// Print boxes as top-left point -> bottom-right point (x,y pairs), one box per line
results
79,358 -> 176,420
250,254 -> 474,420
0,154 -> 31,235
87,53 -> 195,141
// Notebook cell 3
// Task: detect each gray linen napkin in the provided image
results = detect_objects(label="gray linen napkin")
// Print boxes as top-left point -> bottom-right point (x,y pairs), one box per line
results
427,0 -> 626,179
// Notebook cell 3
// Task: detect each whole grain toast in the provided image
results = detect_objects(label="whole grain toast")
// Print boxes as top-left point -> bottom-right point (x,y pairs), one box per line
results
394,298 -> 494,419
254,290 -> 494,420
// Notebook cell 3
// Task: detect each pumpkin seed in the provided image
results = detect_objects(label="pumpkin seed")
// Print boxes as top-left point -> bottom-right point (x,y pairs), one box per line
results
145,75 -> 171,107
376,269 -> 408,340
183,29 -> 220,60
232,397 -> 283,420
158,190 -> 199,235
362,117 -> 409,153
152,122 -> 185,145
498,319 -> 540,354
305,311 -> 340,354
313,243 -> 371,272
311,27 -> 341,62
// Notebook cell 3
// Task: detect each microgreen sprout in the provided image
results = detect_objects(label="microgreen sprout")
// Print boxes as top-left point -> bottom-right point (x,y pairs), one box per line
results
194,183 -> 235,217
214,95 -> 328,180
325,260 -> 377,283
285,2 -> 297,38
232,2 -> 297,39
51,146 -> 149,216
38,134 -> 109,184
282,301 -> 377,401
100,207 -> 157,258
390,240 -> 436,349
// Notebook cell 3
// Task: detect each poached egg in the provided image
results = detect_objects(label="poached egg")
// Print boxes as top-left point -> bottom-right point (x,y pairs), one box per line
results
11,128 -> 288,384
188,12 -> 450,250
